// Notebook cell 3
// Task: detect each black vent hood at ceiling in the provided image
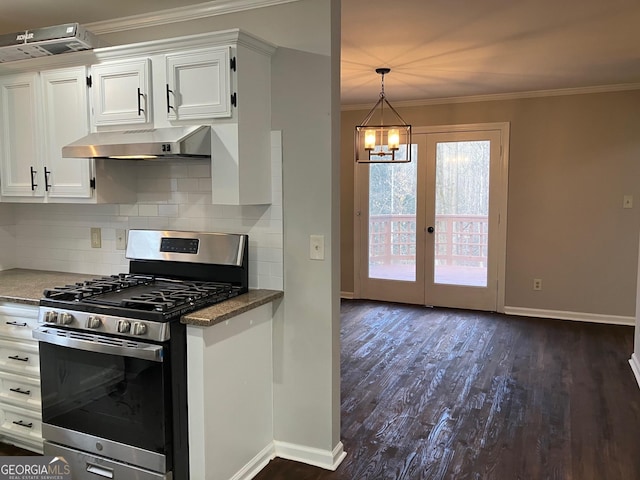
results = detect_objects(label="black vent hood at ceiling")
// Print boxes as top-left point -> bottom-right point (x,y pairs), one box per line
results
62,126 -> 211,159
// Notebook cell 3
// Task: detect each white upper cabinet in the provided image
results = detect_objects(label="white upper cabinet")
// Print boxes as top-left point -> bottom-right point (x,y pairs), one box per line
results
41,67 -> 92,198
165,47 -> 232,121
91,58 -> 151,126
0,66 -> 136,204
0,29 -> 275,205
0,73 -> 41,197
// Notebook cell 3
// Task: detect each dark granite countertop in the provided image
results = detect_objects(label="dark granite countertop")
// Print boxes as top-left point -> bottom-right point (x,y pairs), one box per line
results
181,289 -> 283,327
0,269 -> 100,305
0,269 -> 284,325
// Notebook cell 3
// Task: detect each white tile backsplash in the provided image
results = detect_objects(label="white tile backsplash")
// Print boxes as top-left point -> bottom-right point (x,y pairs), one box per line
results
7,133 -> 284,290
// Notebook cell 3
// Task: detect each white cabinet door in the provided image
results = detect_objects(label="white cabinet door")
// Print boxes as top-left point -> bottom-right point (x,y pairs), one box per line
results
165,47 -> 231,120
92,58 -> 151,126
0,73 -> 43,197
41,67 -> 93,198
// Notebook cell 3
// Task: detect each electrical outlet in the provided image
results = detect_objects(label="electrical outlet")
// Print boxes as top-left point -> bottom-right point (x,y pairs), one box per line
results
91,228 -> 102,248
623,195 -> 633,209
310,234 -> 325,260
116,229 -> 127,250
533,278 -> 542,291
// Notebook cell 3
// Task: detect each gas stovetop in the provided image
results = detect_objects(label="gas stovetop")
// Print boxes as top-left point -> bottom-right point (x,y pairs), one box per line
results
37,230 -> 249,341
40,274 -> 243,322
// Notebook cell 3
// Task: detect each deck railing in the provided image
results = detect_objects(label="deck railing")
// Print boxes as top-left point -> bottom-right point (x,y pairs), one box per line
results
369,214 -> 488,266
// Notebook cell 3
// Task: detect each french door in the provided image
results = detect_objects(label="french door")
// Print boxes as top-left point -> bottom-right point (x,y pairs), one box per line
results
355,123 -> 509,311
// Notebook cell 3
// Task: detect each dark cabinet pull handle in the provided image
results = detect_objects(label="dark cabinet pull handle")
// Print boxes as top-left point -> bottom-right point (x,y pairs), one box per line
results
8,355 -> 28,362
166,84 -> 174,113
30,166 -> 37,191
44,167 -> 51,191
5,321 -> 27,327
427,226 -> 435,234
12,420 -> 33,429
9,387 -> 30,395
137,87 -> 144,116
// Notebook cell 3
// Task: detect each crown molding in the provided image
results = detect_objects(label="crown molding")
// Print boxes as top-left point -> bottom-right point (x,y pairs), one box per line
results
86,0 -> 301,34
341,82 -> 640,111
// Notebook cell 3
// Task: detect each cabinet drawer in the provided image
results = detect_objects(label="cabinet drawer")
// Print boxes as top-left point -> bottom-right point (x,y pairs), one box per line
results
0,371 -> 40,411
0,339 -> 39,376
0,314 -> 39,342
0,403 -> 42,444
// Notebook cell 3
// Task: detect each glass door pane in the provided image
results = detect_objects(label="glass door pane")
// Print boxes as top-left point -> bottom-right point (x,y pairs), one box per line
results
434,141 -> 490,287
368,154 -> 417,281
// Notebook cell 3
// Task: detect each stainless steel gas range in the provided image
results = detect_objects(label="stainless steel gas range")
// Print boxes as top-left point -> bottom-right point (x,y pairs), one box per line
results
32,230 -> 249,480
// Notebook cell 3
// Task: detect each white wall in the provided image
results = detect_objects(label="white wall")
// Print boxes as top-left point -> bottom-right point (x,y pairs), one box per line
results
0,204 -> 15,271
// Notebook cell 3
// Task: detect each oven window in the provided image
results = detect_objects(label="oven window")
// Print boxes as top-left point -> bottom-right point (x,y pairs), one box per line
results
39,342 -> 172,454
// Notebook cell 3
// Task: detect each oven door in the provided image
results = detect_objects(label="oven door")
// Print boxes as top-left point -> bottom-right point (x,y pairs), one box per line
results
33,326 -> 173,474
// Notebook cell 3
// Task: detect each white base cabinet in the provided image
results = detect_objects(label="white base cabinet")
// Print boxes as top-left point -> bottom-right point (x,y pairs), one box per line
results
0,303 -> 42,453
187,303 -> 274,479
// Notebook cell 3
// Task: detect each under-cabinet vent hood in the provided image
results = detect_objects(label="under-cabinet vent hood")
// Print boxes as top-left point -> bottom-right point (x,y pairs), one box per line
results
0,23 -> 103,63
62,126 -> 212,160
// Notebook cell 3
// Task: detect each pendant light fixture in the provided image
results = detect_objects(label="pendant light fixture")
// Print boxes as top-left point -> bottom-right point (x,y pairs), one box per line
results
355,67 -> 412,163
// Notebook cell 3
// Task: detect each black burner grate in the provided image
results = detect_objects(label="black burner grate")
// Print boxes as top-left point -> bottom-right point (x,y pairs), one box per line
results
43,274 -> 237,313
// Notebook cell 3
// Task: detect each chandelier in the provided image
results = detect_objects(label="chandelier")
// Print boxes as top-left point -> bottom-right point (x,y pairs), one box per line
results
355,68 -> 412,163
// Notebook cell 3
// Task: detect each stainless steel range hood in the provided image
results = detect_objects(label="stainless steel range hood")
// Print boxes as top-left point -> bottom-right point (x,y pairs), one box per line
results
0,23 -> 103,63
62,126 -> 211,159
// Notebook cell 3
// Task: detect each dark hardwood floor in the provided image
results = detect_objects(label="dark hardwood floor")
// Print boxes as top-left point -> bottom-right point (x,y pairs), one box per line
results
0,442 -> 38,456
255,299 -> 640,480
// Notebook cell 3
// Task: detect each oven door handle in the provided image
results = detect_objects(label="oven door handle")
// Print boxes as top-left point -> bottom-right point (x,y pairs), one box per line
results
32,327 -> 165,362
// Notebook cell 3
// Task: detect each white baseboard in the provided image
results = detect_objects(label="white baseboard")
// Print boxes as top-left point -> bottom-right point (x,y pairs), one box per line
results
340,291 -> 354,299
273,440 -> 347,471
630,353 -> 640,390
230,443 -> 275,480
503,306 -> 634,326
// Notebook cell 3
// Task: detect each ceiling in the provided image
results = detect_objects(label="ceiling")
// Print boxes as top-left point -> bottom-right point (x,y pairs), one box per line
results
1,0 -> 639,106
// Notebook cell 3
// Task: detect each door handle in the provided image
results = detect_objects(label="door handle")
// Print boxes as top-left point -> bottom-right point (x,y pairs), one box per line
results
44,167 -> 51,191
8,355 -> 29,362
30,166 -> 37,191
9,387 -> 31,395
5,321 -> 27,327
12,420 -> 33,428
137,87 -> 145,116
427,226 -> 435,233
166,84 -> 174,113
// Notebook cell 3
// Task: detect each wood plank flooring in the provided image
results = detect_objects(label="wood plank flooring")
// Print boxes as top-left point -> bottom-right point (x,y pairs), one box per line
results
255,299 -> 640,480
0,442 -> 38,456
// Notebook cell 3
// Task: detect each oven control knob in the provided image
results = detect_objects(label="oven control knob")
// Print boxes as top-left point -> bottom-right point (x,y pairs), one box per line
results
44,311 -> 58,323
59,313 -> 74,325
86,316 -> 102,329
131,322 -> 147,336
117,320 -> 131,333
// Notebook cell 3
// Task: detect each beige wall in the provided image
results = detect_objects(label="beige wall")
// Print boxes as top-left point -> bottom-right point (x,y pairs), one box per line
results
342,90 -> 640,317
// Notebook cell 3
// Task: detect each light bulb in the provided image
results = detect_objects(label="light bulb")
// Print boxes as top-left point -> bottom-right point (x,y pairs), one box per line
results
388,129 -> 400,150
364,130 -> 376,150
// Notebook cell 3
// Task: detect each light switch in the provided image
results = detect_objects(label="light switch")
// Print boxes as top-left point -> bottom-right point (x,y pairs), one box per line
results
91,228 -> 101,248
623,195 -> 633,209
310,235 -> 325,260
